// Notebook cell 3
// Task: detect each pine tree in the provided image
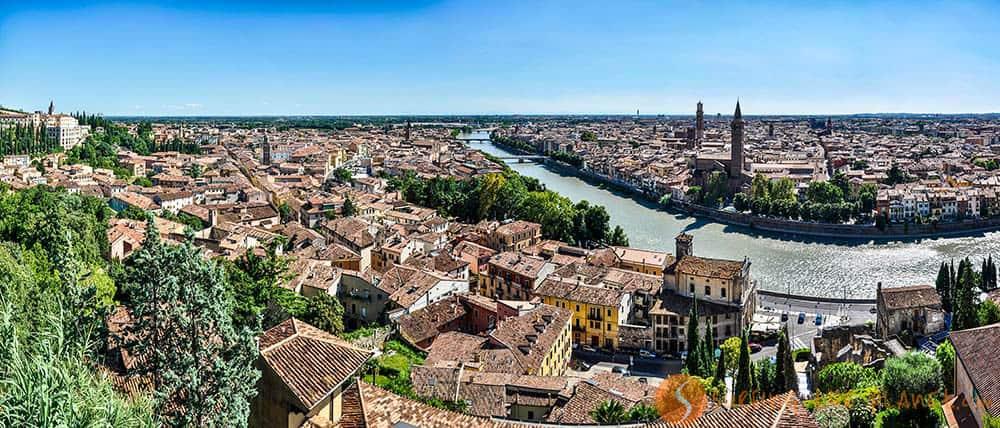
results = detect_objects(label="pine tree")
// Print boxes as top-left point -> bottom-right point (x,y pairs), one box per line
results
685,297 -> 702,376
124,220 -> 260,427
734,330 -> 753,405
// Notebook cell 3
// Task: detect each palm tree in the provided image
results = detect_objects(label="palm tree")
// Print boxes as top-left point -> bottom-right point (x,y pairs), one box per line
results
591,400 -> 627,424
627,404 -> 660,422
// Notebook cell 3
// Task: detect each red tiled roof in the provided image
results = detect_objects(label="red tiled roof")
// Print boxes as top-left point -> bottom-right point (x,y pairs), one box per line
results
259,319 -> 372,411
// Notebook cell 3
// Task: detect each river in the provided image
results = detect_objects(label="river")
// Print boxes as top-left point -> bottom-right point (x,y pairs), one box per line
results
463,132 -> 1000,298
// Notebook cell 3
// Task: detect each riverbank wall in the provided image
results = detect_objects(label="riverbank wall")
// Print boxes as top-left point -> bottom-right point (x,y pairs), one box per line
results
757,289 -> 876,305
677,201 -> 1000,240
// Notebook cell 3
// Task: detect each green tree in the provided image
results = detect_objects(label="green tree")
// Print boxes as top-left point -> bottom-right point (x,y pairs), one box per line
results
590,400 -> 627,424
303,293 -> 346,335
704,171 -> 729,207
953,258 -> 979,330
187,163 -> 203,179
626,404 -> 660,423
755,358 -> 777,397
774,327 -> 798,393
277,202 -> 293,222
882,352 -> 942,405
734,330 -> 753,405
721,336 -> 743,377
750,174 -> 771,200
978,300 -> 1000,326
580,130 -> 598,142
0,244 -> 155,427
712,348 -> 727,401
123,221 -> 259,426
342,196 -> 357,217
606,225 -> 629,247
685,297 -> 703,376
936,341 -> 956,395
816,362 -> 879,393
332,167 -> 353,183
935,262 -> 953,313
702,318 -> 715,376
886,163 -> 907,185
806,181 -> 844,204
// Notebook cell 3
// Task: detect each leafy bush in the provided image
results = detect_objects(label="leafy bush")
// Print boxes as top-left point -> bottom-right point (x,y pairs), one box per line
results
814,405 -> 850,428
882,352 -> 941,406
817,362 -> 880,393
792,348 -> 811,362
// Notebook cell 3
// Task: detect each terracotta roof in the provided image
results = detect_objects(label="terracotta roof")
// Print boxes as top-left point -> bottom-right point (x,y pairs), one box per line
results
410,365 -> 462,402
951,323 -> 1000,418
377,266 -> 450,309
397,295 -> 470,346
425,332 -> 524,374
493,220 -> 541,237
488,252 -> 548,279
258,319 -> 372,411
488,304 -> 571,374
534,276 -> 626,307
879,284 -> 942,311
547,381 -> 634,424
674,256 -> 745,280
648,391 -> 818,428
354,382 -> 524,428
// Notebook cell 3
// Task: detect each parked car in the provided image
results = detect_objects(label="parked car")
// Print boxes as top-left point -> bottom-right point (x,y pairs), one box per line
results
797,312 -> 806,324
781,311 -> 789,322
581,345 -> 597,353
869,307 -> 877,314
639,349 -> 656,358
612,366 -> 631,376
815,314 -> 823,326
749,343 -> 763,353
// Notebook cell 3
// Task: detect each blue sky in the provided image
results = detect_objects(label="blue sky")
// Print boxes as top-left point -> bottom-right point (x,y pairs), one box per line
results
1,1 -> 998,116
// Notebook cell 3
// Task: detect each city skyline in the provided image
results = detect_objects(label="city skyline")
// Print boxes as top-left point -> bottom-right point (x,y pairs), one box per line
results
2,1 -> 1000,116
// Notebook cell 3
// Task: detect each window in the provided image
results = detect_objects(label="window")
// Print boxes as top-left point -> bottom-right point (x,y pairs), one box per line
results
721,288 -> 727,298
725,326 -> 732,336
607,323 -> 612,331
704,286 -> 711,296
607,309 -> 612,316
576,305 -> 580,312
689,284 -> 694,293
528,411 -> 534,420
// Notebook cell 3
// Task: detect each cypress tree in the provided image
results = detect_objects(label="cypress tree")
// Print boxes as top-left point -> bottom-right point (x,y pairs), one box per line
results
982,258 -> 990,292
936,262 -> 953,312
734,330 -> 753,405
702,318 -> 715,376
713,346 -> 726,391
774,327 -> 798,394
685,297 -> 702,376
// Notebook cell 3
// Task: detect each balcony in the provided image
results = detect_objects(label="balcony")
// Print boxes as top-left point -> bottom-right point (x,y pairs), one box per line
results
587,312 -> 604,321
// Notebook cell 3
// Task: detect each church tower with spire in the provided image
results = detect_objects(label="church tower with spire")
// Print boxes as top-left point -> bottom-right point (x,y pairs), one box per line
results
730,100 -> 744,180
48,100 -> 54,116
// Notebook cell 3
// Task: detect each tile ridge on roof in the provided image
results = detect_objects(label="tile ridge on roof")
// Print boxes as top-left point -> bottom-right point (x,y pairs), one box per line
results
770,391 -> 793,428
260,318 -> 300,354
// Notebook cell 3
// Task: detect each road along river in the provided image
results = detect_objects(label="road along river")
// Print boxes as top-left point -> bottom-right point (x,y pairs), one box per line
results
466,136 -> 1000,298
